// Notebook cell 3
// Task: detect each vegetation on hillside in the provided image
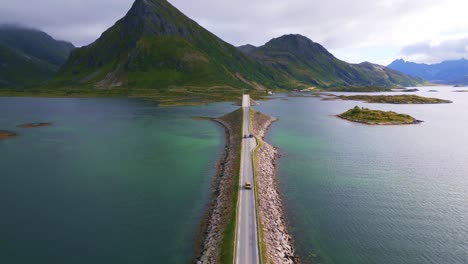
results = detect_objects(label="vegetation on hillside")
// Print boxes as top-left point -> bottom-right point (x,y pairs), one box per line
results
53,0 -> 278,92
1,0 -> 423,101
51,0 -> 422,95
0,25 -> 74,88
338,106 -> 420,125
244,35 -> 422,89
335,94 -> 452,104
0,43 -> 57,88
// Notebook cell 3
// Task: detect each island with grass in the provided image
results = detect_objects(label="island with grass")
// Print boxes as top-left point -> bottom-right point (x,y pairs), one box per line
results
334,94 -> 452,104
328,86 -> 392,92
338,106 -> 423,125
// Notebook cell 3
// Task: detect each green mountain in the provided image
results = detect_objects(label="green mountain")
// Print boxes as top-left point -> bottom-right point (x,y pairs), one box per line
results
53,0 -> 421,94
240,34 -> 422,88
238,44 -> 257,54
54,0 -> 277,90
0,25 -> 75,88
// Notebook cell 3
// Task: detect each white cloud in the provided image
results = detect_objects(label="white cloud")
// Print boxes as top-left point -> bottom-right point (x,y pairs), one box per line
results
400,37 -> 468,63
0,0 -> 467,63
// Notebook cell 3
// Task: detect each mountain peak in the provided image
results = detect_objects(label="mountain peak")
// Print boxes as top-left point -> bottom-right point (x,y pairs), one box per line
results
238,44 -> 257,54
119,0 -> 194,39
55,0 -> 276,90
261,34 -> 334,59
267,34 -> 315,45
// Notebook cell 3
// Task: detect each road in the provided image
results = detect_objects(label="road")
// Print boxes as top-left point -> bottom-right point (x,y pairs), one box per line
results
235,95 -> 260,264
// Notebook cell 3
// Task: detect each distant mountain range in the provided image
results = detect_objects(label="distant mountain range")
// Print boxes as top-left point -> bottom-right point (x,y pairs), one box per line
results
388,59 -> 468,85
0,25 -> 74,88
2,0 -> 422,91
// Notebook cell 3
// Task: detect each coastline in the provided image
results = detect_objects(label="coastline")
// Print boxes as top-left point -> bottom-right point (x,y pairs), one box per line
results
336,115 -> 423,125
197,109 -> 242,263
251,110 -> 299,264
196,107 -> 298,263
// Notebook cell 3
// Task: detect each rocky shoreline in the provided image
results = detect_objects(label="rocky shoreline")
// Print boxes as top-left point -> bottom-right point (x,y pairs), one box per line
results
251,110 -> 299,264
197,109 -> 242,264
196,108 -> 298,264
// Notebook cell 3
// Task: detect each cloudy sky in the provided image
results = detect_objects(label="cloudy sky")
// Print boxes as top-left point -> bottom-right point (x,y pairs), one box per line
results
1,0 -> 468,65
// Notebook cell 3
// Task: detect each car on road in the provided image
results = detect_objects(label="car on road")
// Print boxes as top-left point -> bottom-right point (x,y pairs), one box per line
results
249,135 -> 254,138
244,182 -> 252,189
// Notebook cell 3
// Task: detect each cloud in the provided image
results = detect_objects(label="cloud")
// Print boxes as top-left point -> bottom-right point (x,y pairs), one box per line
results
171,0 -> 443,49
400,38 -> 468,63
0,0 -> 467,63
0,0 -> 133,46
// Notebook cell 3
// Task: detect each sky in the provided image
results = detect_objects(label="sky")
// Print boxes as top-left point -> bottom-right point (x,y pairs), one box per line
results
1,0 -> 468,65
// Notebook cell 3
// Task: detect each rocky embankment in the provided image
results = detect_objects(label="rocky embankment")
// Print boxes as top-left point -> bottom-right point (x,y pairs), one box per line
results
198,109 -> 242,264
251,110 -> 298,264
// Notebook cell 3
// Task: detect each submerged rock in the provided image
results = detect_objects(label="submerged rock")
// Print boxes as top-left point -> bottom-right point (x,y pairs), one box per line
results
17,122 -> 51,128
0,130 -> 17,139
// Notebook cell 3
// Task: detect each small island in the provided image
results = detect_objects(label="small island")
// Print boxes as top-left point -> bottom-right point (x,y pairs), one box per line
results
401,88 -> 419,92
17,122 -> 52,128
0,130 -> 17,139
328,86 -> 391,92
334,94 -> 452,104
338,106 -> 422,125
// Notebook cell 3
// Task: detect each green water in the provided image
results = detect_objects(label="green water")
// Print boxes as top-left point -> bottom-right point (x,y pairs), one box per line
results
0,98 -> 236,264
256,87 -> 468,264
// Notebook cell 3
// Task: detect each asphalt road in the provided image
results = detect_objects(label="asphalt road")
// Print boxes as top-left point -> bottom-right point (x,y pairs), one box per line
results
235,95 -> 260,264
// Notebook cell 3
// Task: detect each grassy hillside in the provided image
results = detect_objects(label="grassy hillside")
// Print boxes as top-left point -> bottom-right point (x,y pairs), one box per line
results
0,25 -> 74,88
245,34 -> 422,89
54,0 -> 279,91
0,25 -> 74,67
1,0 -> 423,97
0,43 -> 57,88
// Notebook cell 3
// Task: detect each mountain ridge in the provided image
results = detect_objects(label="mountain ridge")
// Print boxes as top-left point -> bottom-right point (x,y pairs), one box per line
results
239,34 -> 422,88
55,0 -> 421,91
388,58 -> 468,85
2,0 -> 422,93
54,0 -> 278,90
0,25 -> 75,88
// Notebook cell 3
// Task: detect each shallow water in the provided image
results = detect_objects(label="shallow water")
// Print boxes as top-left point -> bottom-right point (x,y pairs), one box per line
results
256,86 -> 468,264
0,98 -> 236,264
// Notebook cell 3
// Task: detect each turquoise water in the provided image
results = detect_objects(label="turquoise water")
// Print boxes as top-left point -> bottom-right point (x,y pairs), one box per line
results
0,98 -> 236,264
256,87 -> 468,264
